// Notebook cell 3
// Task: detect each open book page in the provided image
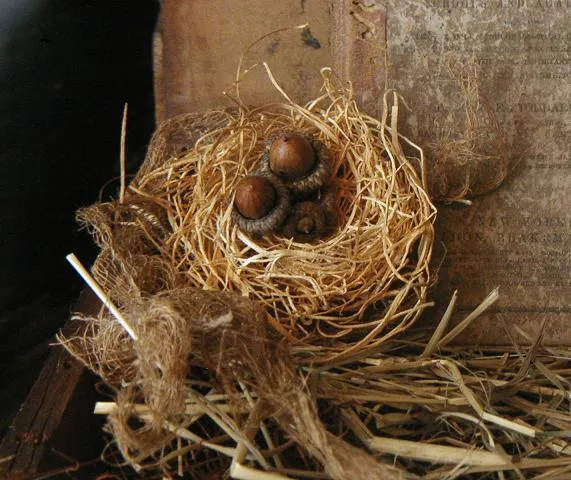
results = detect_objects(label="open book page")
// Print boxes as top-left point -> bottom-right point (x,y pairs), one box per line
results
385,0 -> 570,344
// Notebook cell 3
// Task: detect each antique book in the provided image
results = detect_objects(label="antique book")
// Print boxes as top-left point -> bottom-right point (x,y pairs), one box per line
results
384,1 -> 570,345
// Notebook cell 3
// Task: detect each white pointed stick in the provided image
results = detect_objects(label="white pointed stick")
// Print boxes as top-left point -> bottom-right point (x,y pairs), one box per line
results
66,253 -> 138,341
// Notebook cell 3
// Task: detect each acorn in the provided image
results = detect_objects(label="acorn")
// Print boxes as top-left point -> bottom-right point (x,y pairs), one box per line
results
281,200 -> 327,242
297,216 -> 316,235
269,132 -> 315,180
261,130 -> 331,198
281,186 -> 340,242
232,172 -> 291,236
234,176 -> 276,219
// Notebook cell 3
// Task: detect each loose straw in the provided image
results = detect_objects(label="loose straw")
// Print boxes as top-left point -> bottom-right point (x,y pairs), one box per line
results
66,253 -> 138,340
369,437 -> 511,467
119,103 -> 128,204
231,463 -> 290,480
422,290 -> 458,357
94,401 -> 246,416
438,288 -> 499,347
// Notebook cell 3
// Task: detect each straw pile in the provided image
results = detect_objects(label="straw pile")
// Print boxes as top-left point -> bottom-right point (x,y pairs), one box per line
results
58,68 -> 571,479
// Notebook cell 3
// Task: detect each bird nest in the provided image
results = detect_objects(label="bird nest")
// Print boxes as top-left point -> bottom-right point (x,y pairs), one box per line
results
117,70 -> 435,361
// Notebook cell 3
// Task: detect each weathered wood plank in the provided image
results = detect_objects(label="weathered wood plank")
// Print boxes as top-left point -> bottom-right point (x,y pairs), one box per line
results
0,291 -> 99,476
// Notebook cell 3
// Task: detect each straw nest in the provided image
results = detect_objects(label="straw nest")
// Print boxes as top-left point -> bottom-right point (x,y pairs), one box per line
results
57,68 -> 571,479
86,68 -> 436,361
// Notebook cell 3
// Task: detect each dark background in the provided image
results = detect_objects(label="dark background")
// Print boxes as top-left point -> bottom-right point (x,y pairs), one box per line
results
0,0 -> 159,435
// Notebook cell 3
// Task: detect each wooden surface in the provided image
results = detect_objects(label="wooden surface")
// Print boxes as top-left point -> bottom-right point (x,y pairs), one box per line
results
155,0 -> 331,122
154,0 -> 388,122
0,291 -> 103,477
0,348 -> 85,475
330,1 -> 387,119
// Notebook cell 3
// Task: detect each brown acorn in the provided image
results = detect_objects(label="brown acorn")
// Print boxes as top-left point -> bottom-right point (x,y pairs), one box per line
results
262,130 -> 331,198
269,132 -> 316,180
296,216 -> 316,235
281,186 -> 340,242
281,201 -> 327,242
234,176 -> 276,219
232,173 -> 291,236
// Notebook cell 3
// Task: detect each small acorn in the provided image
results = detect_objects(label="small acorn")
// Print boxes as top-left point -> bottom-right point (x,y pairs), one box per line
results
297,216 -> 316,235
269,132 -> 316,180
234,176 -> 276,219
281,186 -> 340,242
232,173 -> 291,236
281,200 -> 327,242
261,130 -> 331,198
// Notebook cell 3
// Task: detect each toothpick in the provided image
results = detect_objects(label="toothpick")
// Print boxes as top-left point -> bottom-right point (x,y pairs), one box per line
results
66,253 -> 138,340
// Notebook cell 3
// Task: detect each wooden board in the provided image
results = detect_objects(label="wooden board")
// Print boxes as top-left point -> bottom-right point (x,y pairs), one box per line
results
0,291 -> 103,477
154,0 -> 331,122
154,0 -> 387,122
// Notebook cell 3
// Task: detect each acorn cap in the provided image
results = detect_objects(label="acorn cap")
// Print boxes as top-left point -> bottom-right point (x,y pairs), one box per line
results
232,172 -> 291,236
262,131 -> 331,198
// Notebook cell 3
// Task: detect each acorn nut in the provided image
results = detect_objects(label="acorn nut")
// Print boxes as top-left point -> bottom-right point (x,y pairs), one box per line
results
269,132 -> 316,180
281,200 -> 327,242
262,130 -> 331,198
296,216 -> 316,235
280,185 -> 340,242
232,173 -> 291,236
234,176 -> 276,219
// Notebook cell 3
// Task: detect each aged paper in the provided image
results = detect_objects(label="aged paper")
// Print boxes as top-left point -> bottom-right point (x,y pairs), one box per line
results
386,1 -> 571,344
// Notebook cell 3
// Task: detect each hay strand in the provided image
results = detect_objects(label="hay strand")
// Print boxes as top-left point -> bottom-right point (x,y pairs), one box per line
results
368,436 -> 511,467
438,287 -> 499,347
119,103 -> 128,204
